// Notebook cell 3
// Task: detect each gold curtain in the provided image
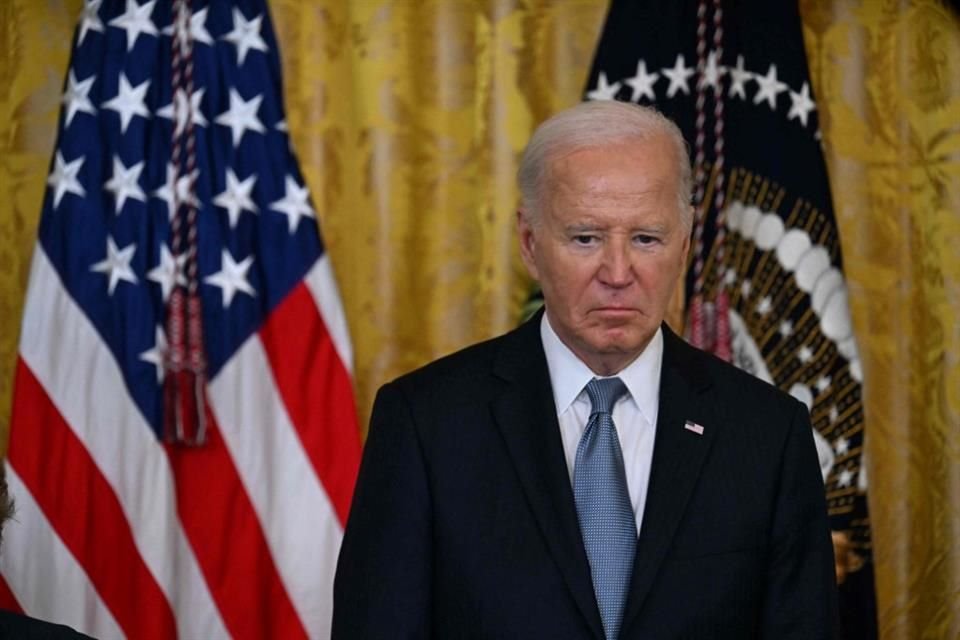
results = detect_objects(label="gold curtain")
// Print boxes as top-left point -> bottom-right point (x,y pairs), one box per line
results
801,2 -> 960,637
267,0 -> 608,429
0,1 -> 957,638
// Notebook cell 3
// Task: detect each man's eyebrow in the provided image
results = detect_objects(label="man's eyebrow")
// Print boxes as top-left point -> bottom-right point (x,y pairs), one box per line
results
564,223 -> 602,233
631,223 -> 668,234
563,223 -> 671,234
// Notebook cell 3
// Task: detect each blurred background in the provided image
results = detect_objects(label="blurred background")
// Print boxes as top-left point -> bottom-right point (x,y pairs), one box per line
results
0,1 -> 957,638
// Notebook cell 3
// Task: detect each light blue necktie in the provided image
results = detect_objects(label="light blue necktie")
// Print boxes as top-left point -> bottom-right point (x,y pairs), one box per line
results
574,377 -> 635,640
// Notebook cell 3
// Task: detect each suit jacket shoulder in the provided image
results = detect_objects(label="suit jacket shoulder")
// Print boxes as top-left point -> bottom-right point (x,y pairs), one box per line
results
663,325 -> 804,411
0,610 -> 95,640
382,312 -> 548,428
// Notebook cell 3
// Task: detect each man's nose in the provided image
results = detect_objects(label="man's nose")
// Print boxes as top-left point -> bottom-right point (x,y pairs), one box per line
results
599,238 -> 633,287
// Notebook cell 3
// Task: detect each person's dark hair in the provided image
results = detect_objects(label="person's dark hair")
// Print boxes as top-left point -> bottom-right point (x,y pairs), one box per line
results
0,463 -> 14,551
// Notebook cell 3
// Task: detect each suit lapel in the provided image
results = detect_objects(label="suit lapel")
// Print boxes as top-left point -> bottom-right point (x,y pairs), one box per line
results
620,327 -> 718,634
491,313 -> 605,640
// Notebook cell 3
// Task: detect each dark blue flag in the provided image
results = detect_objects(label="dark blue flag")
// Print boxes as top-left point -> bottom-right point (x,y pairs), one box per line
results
584,1 -> 877,637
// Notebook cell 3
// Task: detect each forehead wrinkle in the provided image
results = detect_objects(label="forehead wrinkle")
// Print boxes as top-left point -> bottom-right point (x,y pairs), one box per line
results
548,183 -> 677,223
540,141 -> 685,230
559,190 -> 667,211
549,165 -> 675,203
563,220 -> 670,233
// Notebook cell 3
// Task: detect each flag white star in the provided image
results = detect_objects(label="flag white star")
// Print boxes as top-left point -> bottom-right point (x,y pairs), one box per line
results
753,64 -> 788,110
139,324 -> 168,384
47,151 -> 86,208
624,60 -> 658,102
104,155 -> 147,215
728,55 -> 752,100
837,468 -> 854,488
586,72 -> 621,101
662,54 -> 694,98
214,168 -> 258,228
779,320 -> 793,337
275,119 -> 288,133
151,164 -> 199,221
757,296 -> 772,316
161,6 -> 213,45
221,8 -> 268,65
62,70 -> 97,127
90,236 -> 138,295
215,88 -> 266,147
157,87 -> 207,136
270,175 -> 315,234
147,244 -> 187,302
834,436 -> 849,456
205,249 -> 256,307
740,279 -> 752,297
699,50 -> 725,92
108,0 -> 158,52
815,375 -> 832,394
829,405 -> 839,424
788,82 -> 816,127
77,0 -> 105,46
797,345 -> 814,363
724,268 -> 737,286
102,72 -> 151,133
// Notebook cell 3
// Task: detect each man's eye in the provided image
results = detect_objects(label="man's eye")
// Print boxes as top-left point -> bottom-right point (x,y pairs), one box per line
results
573,235 -> 597,246
634,234 -> 658,245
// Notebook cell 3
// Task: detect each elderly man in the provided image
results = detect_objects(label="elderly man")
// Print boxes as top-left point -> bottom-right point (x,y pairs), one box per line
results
333,101 -> 838,639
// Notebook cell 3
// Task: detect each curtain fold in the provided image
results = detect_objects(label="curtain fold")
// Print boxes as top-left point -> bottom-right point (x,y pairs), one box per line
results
800,2 -> 960,637
269,0 -> 609,425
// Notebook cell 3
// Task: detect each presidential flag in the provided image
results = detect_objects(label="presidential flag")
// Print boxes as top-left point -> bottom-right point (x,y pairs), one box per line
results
585,1 -> 877,637
1,0 -> 360,638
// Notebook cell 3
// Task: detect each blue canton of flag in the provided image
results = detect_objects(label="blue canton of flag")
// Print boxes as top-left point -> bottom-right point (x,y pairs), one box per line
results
47,0 -> 319,435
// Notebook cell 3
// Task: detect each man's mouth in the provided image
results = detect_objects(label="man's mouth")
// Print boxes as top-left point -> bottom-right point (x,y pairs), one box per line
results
592,306 -> 638,316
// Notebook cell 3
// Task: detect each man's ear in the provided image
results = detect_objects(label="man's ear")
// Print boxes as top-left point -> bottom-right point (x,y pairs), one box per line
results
517,209 -> 539,281
681,206 -> 693,262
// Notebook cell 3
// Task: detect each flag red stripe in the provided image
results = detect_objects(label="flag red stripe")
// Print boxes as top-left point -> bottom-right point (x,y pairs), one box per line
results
7,359 -> 176,639
166,410 -> 308,640
0,575 -> 23,613
259,282 -> 362,525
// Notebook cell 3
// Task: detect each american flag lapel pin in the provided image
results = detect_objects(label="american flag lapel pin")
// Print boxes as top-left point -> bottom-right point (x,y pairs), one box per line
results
684,420 -> 705,435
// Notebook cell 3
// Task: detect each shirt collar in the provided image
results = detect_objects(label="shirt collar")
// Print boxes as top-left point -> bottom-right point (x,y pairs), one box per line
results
540,311 -> 663,426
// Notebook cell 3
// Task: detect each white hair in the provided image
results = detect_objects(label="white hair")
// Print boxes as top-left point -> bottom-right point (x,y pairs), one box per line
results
517,100 -> 693,228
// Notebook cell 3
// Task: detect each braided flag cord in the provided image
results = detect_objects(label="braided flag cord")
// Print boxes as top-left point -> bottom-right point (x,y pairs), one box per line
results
1,1 -> 361,637
164,0 -> 207,445
688,0 -> 731,361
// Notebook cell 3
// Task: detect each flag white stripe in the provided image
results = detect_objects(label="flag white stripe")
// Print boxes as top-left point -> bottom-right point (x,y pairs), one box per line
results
209,334 -> 344,640
304,254 -> 354,375
1,464 -> 124,640
17,248 -> 230,640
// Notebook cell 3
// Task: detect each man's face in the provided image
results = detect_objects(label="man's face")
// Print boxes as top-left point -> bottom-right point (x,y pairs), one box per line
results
518,135 -> 690,375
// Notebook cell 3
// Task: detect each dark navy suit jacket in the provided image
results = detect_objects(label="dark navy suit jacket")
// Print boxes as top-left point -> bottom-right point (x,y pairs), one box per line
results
0,610 -> 94,639
333,311 -> 838,639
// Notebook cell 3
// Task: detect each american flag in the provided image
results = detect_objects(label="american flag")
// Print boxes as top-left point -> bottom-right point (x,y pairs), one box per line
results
0,0 -> 361,638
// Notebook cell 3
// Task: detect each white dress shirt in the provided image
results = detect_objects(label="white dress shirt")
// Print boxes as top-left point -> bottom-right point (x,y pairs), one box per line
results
540,313 -> 663,535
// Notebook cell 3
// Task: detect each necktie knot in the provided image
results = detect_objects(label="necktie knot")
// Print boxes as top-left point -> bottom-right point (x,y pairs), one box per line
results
585,377 -> 628,416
